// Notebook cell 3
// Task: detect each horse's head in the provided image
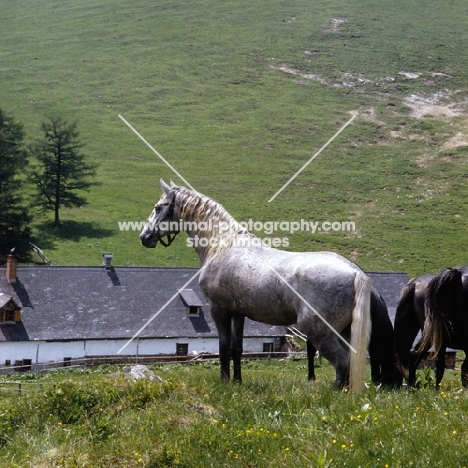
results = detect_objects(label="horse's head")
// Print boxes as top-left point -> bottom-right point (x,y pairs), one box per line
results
140,179 -> 180,248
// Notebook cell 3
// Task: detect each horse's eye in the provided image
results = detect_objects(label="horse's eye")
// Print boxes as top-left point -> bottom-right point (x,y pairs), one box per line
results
155,205 -> 161,213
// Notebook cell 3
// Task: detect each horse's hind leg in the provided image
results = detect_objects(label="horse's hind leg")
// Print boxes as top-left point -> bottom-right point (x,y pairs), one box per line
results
232,315 -> 245,382
313,334 -> 349,388
434,346 -> 446,388
408,343 -> 427,388
307,340 -> 317,381
408,351 -> 421,387
461,352 -> 468,387
368,341 -> 381,385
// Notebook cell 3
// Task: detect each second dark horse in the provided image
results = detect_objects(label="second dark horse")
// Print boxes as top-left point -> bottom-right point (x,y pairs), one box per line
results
395,266 -> 468,388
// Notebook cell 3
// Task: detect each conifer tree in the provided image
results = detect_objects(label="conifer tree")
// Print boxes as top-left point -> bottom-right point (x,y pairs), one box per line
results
32,116 -> 97,226
0,108 -> 31,261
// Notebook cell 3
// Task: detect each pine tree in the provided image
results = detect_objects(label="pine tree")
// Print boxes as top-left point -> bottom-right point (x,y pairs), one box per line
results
32,116 -> 97,226
0,108 -> 31,262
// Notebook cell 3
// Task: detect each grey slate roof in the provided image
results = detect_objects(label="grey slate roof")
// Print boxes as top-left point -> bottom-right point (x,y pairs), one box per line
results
0,266 -> 409,343
366,271 -> 409,323
0,266 -> 287,342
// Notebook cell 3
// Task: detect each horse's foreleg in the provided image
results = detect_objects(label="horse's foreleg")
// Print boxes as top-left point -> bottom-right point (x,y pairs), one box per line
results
307,340 -> 317,381
232,315 -> 245,382
212,307 -> 232,381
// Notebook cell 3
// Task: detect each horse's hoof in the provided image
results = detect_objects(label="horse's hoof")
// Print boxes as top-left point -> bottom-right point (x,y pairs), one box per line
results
333,380 -> 348,390
460,370 -> 468,388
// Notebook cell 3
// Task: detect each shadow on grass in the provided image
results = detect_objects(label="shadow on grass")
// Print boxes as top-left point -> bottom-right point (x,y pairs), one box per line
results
33,220 -> 114,250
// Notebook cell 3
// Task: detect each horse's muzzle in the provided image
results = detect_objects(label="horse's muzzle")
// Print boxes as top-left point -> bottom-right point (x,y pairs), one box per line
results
140,231 -> 158,248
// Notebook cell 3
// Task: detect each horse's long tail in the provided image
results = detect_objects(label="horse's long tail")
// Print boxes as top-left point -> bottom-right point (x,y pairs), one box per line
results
417,268 -> 461,358
394,281 -> 418,378
349,273 -> 372,393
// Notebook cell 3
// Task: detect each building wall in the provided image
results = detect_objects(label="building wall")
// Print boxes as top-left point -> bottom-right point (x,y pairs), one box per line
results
0,337 -> 277,368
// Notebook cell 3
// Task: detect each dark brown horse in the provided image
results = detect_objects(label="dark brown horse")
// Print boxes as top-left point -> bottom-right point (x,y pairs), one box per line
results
308,287 -> 401,388
395,267 -> 468,388
368,288 -> 401,388
394,274 -> 436,387
418,266 -> 468,387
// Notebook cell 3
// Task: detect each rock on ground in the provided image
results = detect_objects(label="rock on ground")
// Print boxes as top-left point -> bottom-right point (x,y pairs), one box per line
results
122,364 -> 163,382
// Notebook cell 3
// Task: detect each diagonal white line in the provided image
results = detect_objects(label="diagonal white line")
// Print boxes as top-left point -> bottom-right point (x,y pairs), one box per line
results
268,114 -> 357,202
268,266 -> 356,353
118,114 -> 197,192
117,267 -> 205,354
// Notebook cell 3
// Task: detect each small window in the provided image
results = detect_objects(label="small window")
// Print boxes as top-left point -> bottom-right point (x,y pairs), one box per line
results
263,342 -> 274,354
22,359 -> 32,372
0,295 -> 21,322
5,310 -> 15,322
188,306 -> 200,315
179,289 -> 204,316
176,343 -> 189,356
0,309 -> 21,322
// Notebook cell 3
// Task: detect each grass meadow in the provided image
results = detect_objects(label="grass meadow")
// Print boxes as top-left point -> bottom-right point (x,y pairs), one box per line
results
1,360 -> 468,467
1,0 -> 468,275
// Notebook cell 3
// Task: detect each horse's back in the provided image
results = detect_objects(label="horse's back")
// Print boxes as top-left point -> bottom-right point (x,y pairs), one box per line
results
200,246 -> 361,326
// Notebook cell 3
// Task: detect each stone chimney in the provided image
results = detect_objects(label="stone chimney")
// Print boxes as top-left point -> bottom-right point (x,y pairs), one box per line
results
6,248 -> 17,284
102,253 -> 113,269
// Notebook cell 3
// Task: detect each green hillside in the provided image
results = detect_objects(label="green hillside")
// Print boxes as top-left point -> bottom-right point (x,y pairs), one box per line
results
2,0 -> 468,276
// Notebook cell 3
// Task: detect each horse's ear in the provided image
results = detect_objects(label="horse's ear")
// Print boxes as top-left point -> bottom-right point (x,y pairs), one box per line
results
160,179 -> 171,194
170,180 -> 177,187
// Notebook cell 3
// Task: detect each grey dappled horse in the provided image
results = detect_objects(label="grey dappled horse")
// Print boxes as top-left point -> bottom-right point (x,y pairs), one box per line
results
140,180 -> 372,392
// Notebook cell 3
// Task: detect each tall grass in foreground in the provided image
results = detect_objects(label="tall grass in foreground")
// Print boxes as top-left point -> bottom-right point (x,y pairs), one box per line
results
1,360 -> 468,467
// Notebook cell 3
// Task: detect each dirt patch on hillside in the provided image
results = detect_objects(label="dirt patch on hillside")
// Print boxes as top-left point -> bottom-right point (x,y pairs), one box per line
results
269,64 -> 394,89
349,107 -> 387,126
322,17 -> 347,33
441,130 -> 468,150
270,64 -> 329,86
270,52 -> 467,120
398,72 -> 421,79
404,91 -> 467,118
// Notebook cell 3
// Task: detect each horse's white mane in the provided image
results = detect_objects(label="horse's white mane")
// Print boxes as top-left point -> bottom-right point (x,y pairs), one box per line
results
175,186 -> 257,257
177,187 -> 235,226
